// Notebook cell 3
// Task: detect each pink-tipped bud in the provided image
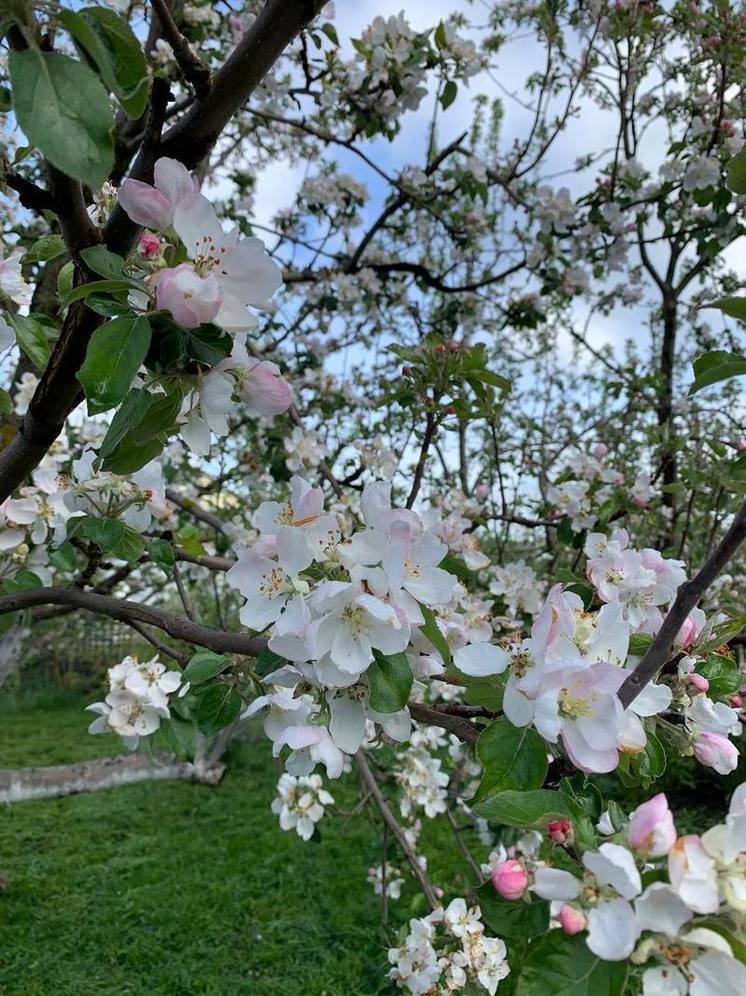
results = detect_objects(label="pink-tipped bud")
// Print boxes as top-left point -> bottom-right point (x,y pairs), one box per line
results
475,483 -> 490,500
434,886 -> 444,899
677,614 -> 699,649
491,859 -> 528,900
435,343 -> 447,354
138,231 -> 162,260
548,819 -> 573,844
559,904 -> 587,935
738,440 -> 746,452
730,694 -> 743,709
593,443 -> 609,458
693,731 -> 739,775
447,341 -> 461,351
688,672 -> 709,693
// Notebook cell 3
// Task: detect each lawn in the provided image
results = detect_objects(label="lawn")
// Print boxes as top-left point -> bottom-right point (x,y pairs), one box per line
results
0,693 -> 468,996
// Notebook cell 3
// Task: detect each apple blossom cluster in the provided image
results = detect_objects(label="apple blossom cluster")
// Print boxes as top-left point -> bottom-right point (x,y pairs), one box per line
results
271,772 -> 334,842
117,157 -> 283,333
491,786 -> 746,995
86,653 -> 181,748
227,477 -> 465,775
449,529 -> 744,776
388,899 -> 509,995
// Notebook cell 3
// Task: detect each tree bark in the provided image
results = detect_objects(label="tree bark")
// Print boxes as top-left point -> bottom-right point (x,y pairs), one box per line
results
0,752 -> 226,804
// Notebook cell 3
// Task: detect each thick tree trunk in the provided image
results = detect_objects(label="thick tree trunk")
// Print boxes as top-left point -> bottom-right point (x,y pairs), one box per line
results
0,752 -> 225,804
0,624 -> 29,688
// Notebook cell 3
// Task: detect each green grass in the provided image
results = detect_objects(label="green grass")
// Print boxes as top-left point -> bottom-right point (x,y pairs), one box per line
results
0,695 -> 472,996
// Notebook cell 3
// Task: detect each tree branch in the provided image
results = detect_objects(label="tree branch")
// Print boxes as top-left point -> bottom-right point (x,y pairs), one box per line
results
618,498 -> 746,707
150,0 -> 211,99
355,751 -> 439,910
0,587 -> 267,657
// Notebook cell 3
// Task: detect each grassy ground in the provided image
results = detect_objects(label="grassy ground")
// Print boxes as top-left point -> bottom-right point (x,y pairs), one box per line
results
0,693 -> 470,996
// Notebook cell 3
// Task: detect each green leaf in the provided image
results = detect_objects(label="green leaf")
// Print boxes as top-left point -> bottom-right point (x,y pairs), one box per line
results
78,515 -> 124,551
629,633 -> 653,656
65,278 -> 136,305
101,386 -> 184,474
160,715 -> 197,761
469,369 -> 511,394
418,602 -> 452,665
8,49 -> 114,189
726,148 -> 746,194
698,654 -> 742,697
440,79 -> 458,110
639,731 -> 666,785
463,677 -> 504,712
705,297 -> 746,322
476,882 -> 550,940
80,245 -> 125,280
473,789 -> 573,828
57,260 -> 75,300
11,313 -> 51,370
48,541 -> 78,573
367,651 -> 413,713
58,6 -> 149,119
255,647 -> 288,678
2,570 -> 43,594
434,21 -> 448,48
195,684 -> 242,736
184,651 -> 231,686
320,22 -> 339,46
474,719 -> 548,803
0,389 -> 10,417
689,349 -> 746,395
515,931 -> 628,996
108,525 -> 145,563
77,315 -> 151,414
97,388 -> 154,463
148,538 -> 175,575
24,234 -> 67,264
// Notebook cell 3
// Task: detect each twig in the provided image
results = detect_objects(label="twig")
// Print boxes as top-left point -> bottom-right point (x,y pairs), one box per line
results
619,498 -> 746,707
355,752 -> 439,911
409,702 -> 480,745
122,619 -> 190,666
151,0 -> 212,99
172,560 -> 196,622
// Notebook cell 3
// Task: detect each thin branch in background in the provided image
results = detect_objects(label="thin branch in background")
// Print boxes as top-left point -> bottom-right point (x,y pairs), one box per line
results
406,410 -> 438,509
172,561 -> 196,622
446,809 -> 482,882
381,822 -> 389,925
355,752 -> 439,911
122,619 -> 190,666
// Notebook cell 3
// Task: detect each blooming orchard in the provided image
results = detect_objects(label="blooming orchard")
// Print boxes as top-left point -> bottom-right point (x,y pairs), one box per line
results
0,1 -> 745,993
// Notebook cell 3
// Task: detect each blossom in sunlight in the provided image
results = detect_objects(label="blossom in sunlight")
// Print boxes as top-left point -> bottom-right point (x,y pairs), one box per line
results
368,863 -> 404,900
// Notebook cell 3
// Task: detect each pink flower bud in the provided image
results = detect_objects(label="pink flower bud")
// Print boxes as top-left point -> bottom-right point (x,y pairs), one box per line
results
593,443 -> 609,458
730,694 -> 743,709
677,614 -> 699,649
434,886 -> 444,899
688,672 -> 709,693
738,440 -> 746,452
491,859 -> 528,900
154,263 -> 221,328
559,904 -> 587,935
138,232 -> 162,260
475,483 -> 490,500
628,792 -> 677,857
548,819 -> 573,844
240,360 -> 292,416
693,731 -> 739,775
